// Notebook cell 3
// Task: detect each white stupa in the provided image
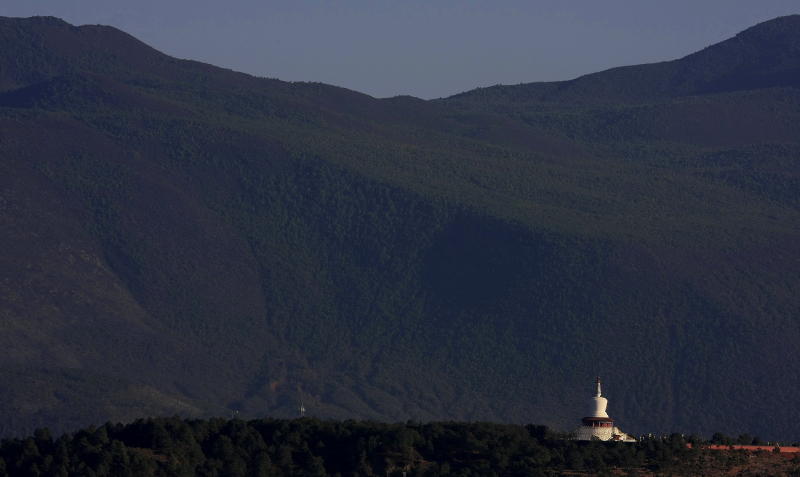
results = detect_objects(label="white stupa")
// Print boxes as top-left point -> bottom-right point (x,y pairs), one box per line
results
574,377 -> 635,442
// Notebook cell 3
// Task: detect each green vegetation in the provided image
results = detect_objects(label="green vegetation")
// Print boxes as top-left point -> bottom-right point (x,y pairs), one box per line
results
0,14 -> 798,442
4,418 -> 792,477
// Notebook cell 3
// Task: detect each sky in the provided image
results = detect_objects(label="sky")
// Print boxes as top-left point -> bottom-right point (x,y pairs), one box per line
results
1,1 -> 798,99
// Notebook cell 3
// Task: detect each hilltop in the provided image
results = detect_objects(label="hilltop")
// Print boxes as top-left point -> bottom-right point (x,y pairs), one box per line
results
451,14 -> 800,103
0,15 -> 798,440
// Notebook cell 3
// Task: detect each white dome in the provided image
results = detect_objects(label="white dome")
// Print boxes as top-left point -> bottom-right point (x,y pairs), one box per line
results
589,377 -> 609,418
591,395 -> 609,418
576,377 -> 635,442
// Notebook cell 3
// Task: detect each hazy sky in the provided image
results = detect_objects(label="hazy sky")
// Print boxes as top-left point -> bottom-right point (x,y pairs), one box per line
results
1,1 -> 798,99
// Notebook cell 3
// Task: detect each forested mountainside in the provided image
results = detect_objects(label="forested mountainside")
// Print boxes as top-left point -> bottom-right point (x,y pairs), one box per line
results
0,15 -> 798,440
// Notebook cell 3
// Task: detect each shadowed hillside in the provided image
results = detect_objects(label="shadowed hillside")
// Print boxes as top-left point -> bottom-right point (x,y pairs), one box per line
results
0,15 -> 798,440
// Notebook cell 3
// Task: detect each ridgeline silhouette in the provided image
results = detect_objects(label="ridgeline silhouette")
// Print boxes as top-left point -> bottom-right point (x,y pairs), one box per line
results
0,15 -> 798,440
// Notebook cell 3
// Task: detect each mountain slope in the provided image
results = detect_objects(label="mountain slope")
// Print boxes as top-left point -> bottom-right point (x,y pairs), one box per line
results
451,14 -> 800,104
0,15 -> 798,440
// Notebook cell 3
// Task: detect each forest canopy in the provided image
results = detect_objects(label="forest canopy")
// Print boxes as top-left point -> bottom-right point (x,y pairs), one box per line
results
3,417 -> 796,477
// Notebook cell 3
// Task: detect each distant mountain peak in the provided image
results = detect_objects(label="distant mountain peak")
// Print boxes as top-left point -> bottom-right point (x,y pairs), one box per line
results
676,14 -> 800,95
450,14 -> 800,104
693,14 -> 800,57
737,14 -> 800,38
0,16 -> 273,94
0,15 -> 69,25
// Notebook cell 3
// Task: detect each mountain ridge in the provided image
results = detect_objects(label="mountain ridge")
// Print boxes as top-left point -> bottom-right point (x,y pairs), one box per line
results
0,15 -> 798,441
449,14 -> 800,104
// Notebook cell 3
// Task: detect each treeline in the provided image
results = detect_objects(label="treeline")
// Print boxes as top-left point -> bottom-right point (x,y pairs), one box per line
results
1,417 -> 790,476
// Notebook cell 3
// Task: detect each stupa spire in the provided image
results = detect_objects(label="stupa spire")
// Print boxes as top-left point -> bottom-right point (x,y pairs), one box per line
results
595,376 -> 602,397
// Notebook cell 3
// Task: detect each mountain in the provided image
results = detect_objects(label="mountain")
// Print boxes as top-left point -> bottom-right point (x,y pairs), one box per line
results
0,15 -> 798,440
452,14 -> 800,104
